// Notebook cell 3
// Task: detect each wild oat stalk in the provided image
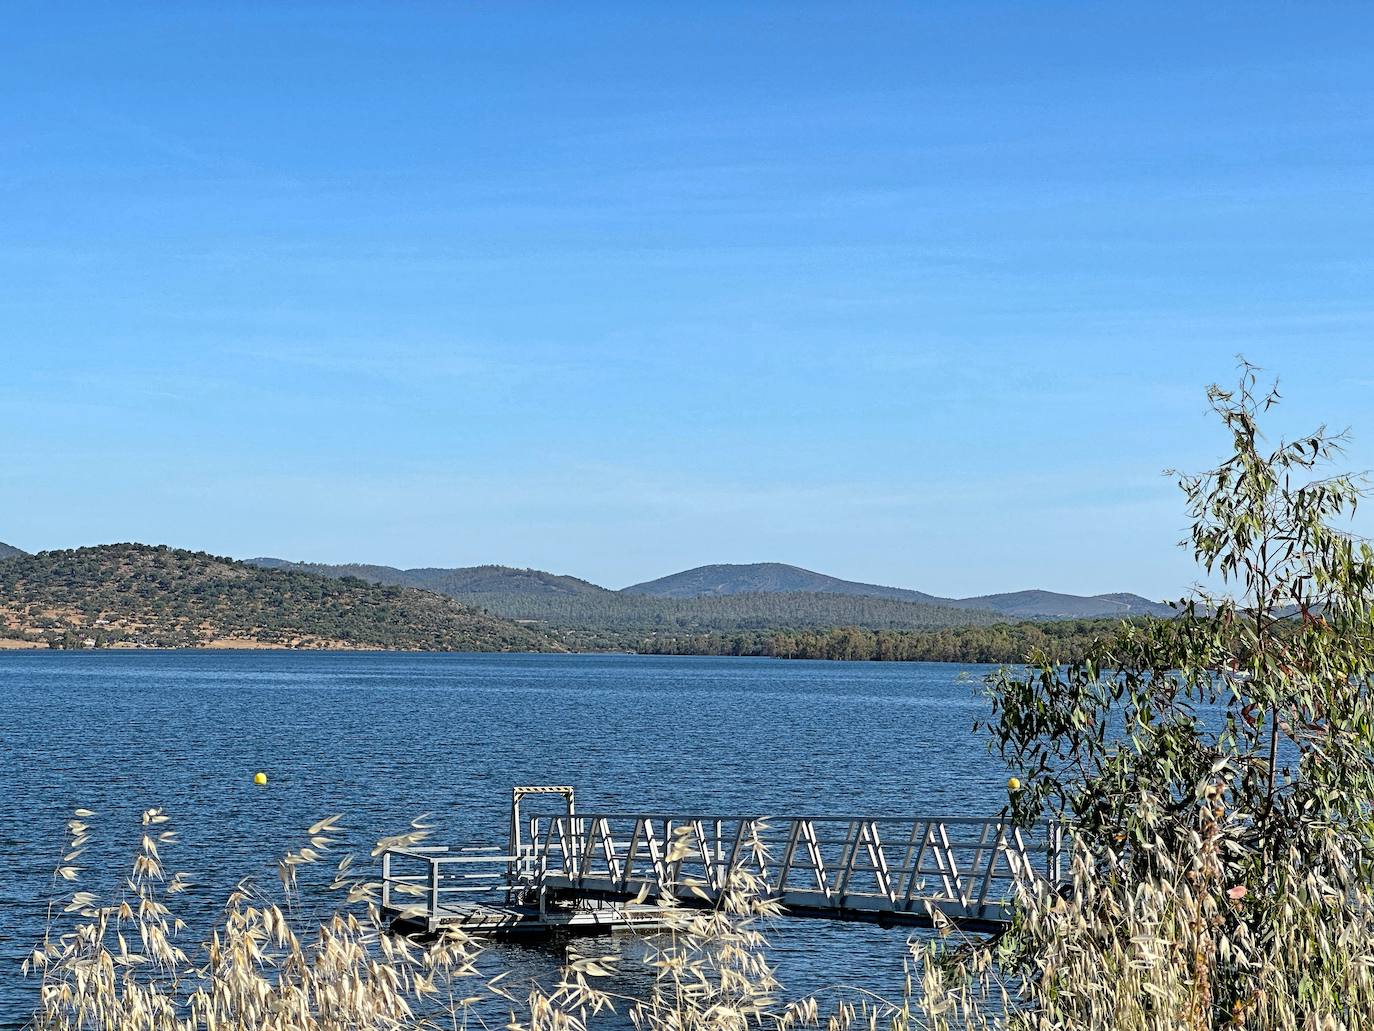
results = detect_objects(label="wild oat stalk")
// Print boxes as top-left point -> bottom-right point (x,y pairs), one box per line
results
625,823 -> 784,1031
26,808 -> 497,1031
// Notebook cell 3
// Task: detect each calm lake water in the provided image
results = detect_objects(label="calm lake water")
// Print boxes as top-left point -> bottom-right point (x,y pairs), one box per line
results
0,651 -> 1012,1025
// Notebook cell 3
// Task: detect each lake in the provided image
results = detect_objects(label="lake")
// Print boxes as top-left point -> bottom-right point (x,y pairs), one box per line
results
0,651 -> 1012,1026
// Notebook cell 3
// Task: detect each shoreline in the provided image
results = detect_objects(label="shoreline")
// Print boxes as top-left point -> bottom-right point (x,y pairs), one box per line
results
0,644 -> 1011,664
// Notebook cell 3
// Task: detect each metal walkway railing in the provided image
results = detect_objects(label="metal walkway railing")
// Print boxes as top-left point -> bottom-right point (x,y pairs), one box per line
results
531,811 -> 1062,930
380,787 -> 1064,935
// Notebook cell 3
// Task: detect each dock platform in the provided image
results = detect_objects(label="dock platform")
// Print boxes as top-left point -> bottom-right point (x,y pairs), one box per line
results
380,786 -> 1063,939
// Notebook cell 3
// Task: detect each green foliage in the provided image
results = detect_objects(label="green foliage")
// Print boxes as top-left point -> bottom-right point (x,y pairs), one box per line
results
255,560 -> 606,598
474,589 -> 1015,633
0,544 -> 560,651
621,619 -> 1120,664
982,363 -> 1374,1025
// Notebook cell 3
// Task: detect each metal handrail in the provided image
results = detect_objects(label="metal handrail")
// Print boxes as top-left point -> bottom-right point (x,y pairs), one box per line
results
381,847 -> 535,920
529,812 -> 1063,920
378,789 -> 1068,935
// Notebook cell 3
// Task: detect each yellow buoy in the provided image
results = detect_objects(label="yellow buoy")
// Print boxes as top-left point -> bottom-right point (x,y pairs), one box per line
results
1007,777 -> 1022,792
253,772 -> 268,786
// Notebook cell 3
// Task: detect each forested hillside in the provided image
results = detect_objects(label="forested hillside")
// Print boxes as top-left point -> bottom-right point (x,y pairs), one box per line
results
628,563 -> 1171,618
0,543 -> 1151,662
252,556 -> 1170,624
249,557 -> 1009,631
251,559 -> 606,598
0,544 -> 559,651
0,542 -> 27,560
952,588 -> 1168,619
623,562 -> 942,602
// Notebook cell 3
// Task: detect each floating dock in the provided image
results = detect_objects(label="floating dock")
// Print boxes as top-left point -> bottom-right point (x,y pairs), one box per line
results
381,786 -> 1063,939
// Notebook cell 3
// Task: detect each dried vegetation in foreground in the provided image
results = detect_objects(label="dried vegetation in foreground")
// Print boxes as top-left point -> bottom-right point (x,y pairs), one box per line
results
24,799 -> 1374,1031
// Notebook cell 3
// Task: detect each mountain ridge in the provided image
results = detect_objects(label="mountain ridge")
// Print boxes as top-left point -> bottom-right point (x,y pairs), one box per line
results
0,544 -> 560,651
245,557 -> 1009,631
247,559 -> 610,597
622,562 -> 944,603
248,557 -> 1170,621
624,562 -> 1172,618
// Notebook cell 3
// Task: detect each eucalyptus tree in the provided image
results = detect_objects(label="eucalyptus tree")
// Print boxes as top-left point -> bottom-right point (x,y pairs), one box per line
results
980,363 -> 1374,1028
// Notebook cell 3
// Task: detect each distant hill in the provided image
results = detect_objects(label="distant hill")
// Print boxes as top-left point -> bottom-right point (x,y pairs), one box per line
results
249,559 -> 608,598
953,589 -> 1171,619
623,562 -> 943,603
0,541 -> 27,560
406,565 -> 609,597
626,562 -> 1172,619
0,544 -> 560,651
0,543 -> 1165,655
246,557 -> 1010,634
246,556 -> 1169,629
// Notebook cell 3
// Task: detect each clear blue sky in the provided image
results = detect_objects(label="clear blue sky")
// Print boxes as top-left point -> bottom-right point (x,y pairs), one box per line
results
3,3 -> 1372,598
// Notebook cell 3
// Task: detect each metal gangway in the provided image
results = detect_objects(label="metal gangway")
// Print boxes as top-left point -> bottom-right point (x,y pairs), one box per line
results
381,786 -> 1065,938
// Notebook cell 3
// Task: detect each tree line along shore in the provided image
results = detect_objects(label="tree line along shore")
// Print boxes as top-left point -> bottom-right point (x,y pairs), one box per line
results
0,541 -> 1124,664
558,619 -> 1118,664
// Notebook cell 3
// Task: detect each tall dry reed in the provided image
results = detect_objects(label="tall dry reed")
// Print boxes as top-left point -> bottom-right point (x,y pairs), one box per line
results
25,804 -> 1374,1030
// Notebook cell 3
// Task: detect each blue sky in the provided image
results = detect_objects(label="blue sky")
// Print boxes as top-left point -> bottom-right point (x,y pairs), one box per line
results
3,3 -> 1372,597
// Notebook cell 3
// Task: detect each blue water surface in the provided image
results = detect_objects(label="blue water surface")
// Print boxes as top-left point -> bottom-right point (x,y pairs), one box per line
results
0,651 -> 1011,1024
